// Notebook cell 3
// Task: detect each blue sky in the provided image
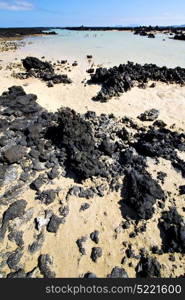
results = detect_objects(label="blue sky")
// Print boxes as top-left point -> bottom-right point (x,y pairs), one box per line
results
0,0 -> 184,27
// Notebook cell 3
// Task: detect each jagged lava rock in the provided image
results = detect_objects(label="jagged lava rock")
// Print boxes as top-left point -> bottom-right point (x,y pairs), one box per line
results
38,254 -> 55,278
107,267 -> 129,278
136,256 -> 161,278
179,185 -> 185,195
90,62 -> 185,101
91,247 -> 102,262
158,207 -> 185,253
47,215 -> 63,233
123,169 -> 164,220
22,56 -> 54,72
47,108 -> 107,181
138,109 -> 159,121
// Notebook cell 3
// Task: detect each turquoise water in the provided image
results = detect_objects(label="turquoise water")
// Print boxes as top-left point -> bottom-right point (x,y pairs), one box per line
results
21,29 -> 185,68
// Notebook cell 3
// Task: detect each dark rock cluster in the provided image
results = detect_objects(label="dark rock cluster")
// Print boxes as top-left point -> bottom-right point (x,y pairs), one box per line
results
136,255 -> 161,278
0,27 -> 57,38
134,126 -> 185,178
91,247 -> 103,262
107,267 -> 128,278
90,62 -> 185,102
1,86 -> 184,226
134,29 -> 155,39
76,236 -> 87,255
0,83 -> 184,278
16,57 -> 72,86
158,207 -> 185,253
179,185 -> 185,195
47,107 -> 108,181
138,109 -> 159,122
23,56 -> 54,73
47,214 -> 63,233
123,169 -> 164,220
174,34 -> 185,41
38,254 -> 56,278
0,200 -> 27,240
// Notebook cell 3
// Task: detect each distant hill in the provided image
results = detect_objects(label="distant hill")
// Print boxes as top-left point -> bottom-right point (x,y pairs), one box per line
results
172,24 -> 185,27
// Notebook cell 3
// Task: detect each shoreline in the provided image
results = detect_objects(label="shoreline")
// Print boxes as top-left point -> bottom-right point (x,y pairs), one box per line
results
0,27 -> 57,38
0,36 -> 185,279
0,50 -> 185,127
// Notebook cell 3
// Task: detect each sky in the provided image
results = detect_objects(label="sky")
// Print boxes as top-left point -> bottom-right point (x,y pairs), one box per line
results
0,0 -> 184,27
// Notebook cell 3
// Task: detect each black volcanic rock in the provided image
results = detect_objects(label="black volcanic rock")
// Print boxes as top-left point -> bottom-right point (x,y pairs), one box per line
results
134,128 -> 185,158
47,108 -> 107,181
0,79 -> 185,280
30,175 -> 45,191
47,215 -> 63,233
107,267 -> 128,278
7,269 -> 26,278
136,256 -> 161,278
0,27 -> 57,38
90,62 -> 185,101
148,33 -> 155,38
23,57 -> 54,72
0,200 -> 27,240
138,109 -> 159,121
87,68 -> 95,74
7,248 -> 23,270
3,145 -> 27,164
76,236 -> 87,255
1,200 -> 27,227
123,169 -> 164,220
19,57 -> 72,86
80,203 -> 90,211
90,231 -> 100,244
174,34 -> 185,41
0,86 -> 41,116
158,207 -> 185,253
84,272 -> 97,278
38,254 -> 55,278
36,190 -> 57,205
8,230 -> 24,247
134,127 -> 185,177
91,247 -> 102,262
29,232 -> 45,254
179,185 -> 185,195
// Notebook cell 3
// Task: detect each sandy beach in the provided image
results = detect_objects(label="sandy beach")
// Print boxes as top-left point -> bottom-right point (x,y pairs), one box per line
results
1,49 -> 185,127
0,31 -> 185,279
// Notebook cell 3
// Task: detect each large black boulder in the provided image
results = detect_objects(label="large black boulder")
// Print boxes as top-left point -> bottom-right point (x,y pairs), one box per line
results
158,207 -> 185,253
47,108 -> 107,182
0,86 -> 42,116
123,169 -> 164,220
22,56 -> 54,72
136,256 -> 161,278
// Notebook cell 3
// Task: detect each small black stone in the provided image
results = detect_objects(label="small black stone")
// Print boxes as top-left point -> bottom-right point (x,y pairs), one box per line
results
91,247 -> 102,262
90,231 -> 100,244
107,267 -> 128,278
80,203 -> 90,211
47,215 -> 63,233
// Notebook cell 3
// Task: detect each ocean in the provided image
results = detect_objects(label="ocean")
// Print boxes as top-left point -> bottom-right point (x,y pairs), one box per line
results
19,29 -> 185,68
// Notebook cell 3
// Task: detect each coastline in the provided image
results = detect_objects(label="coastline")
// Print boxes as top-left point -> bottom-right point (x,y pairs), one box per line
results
0,32 -> 185,279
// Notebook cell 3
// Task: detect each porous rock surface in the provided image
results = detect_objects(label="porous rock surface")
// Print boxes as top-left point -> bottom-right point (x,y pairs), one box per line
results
0,85 -> 184,278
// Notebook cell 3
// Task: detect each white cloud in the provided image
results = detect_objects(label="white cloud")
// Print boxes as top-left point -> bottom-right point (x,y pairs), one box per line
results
0,0 -> 34,11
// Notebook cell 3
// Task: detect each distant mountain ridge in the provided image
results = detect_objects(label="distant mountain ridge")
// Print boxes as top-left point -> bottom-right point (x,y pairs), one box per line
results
173,24 -> 185,27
